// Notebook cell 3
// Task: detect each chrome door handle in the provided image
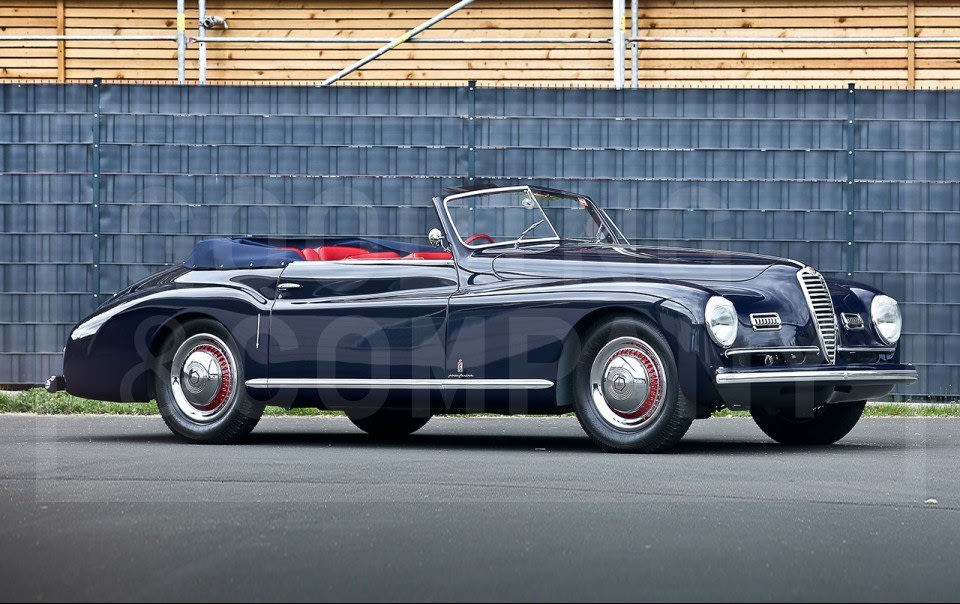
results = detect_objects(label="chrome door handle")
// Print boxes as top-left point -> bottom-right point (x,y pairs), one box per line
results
277,283 -> 301,291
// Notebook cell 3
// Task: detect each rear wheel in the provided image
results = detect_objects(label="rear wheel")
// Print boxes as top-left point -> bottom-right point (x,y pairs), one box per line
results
750,400 -> 866,445
346,407 -> 431,438
570,317 -> 693,453
154,319 -> 263,443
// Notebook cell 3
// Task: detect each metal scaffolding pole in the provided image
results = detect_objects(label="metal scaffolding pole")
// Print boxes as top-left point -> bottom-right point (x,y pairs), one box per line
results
7,34 -> 955,45
319,0 -> 477,87
190,36 -> 612,44
630,0 -> 638,89
612,0 -> 625,89
0,35 -> 177,41
198,0 -> 207,84
176,0 -> 185,84
625,35 -> 960,43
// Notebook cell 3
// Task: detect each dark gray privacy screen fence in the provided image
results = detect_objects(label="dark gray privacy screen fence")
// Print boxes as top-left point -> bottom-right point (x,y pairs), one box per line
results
0,82 -> 956,397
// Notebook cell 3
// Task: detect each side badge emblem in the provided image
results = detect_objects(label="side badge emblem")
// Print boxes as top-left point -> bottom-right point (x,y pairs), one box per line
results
457,359 -> 464,374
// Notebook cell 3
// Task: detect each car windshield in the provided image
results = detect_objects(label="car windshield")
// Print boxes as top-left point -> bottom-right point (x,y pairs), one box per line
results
444,187 -> 624,249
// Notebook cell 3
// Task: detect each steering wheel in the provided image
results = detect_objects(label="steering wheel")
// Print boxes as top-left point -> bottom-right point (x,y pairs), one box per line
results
465,233 -> 494,245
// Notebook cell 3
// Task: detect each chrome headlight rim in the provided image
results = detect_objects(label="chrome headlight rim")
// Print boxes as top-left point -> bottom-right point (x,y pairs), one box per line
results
705,296 -> 738,348
870,294 -> 902,346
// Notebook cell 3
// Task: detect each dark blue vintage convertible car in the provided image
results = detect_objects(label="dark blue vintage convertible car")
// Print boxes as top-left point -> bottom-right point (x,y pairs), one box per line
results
50,185 -> 917,452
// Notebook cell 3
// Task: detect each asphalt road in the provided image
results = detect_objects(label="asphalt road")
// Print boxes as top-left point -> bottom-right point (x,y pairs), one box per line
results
1,414 -> 958,602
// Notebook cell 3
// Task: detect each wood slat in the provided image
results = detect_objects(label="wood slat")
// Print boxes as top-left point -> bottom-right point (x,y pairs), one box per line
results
64,7 -> 615,18
64,58 -> 614,69
0,8 -> 57,17
62,18 -> 615,30
61,27 -> 614,36
61,47 -> 913,60
65,68 -> 612,80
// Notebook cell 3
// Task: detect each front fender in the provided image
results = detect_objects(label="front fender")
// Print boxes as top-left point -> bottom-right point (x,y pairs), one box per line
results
826,277 -> 898,354
449,278 -> 718,411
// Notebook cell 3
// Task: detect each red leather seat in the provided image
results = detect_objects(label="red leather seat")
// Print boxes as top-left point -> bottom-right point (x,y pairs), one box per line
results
316,246 -> 369,261
301,248 -> 320,261
348,251 -> 401,260
277,247 -> 305,259
404,251 -> 453,260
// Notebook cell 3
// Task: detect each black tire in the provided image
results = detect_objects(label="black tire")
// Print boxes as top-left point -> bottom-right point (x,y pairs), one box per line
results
154,318 -> 264,444
569,317 -> 693,453
346,407 -> 431,438
750,400 -> 866,445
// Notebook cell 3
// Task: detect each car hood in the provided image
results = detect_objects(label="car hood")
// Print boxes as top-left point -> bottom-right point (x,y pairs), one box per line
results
488,243 -> 804,284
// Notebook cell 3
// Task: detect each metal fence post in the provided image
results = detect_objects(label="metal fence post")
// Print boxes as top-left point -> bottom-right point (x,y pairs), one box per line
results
91,78 -> 102,309
846,82 -> 856,277
467,80 -> 476,184
176,0 -> 186,84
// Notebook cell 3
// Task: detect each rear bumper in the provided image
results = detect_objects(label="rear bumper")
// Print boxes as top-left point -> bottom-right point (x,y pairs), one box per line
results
45,375 -> 66,394
715,365 -> 918,386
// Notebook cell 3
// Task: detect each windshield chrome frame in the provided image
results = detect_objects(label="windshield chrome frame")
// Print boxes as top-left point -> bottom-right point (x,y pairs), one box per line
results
442,185 -> 625,250
443,186 -> 559,250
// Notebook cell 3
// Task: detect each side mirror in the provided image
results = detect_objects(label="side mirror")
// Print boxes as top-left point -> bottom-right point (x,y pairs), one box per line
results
428,228 -> 445,248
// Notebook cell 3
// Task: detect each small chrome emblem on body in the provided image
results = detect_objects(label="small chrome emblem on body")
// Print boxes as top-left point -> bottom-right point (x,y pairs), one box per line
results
841,313 -> 865,330
457,358 -> 464,374
750,312 -> 782,331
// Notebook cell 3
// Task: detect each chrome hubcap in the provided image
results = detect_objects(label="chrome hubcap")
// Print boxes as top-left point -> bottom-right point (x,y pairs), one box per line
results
590,336 -> 666,430
170,334 -> 237,423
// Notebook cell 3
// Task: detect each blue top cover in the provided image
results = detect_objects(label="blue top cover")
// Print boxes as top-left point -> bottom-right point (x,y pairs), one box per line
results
183,238 -> 303,269
183,237 -> 437,269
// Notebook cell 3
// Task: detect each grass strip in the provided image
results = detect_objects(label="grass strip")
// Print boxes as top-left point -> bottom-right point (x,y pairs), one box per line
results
0,389 -> 341,416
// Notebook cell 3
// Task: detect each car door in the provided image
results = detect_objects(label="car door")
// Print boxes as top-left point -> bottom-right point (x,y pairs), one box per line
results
268,258 -> 458,392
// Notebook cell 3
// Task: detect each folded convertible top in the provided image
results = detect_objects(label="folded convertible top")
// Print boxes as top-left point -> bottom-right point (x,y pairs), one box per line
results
183,237 -> 436,269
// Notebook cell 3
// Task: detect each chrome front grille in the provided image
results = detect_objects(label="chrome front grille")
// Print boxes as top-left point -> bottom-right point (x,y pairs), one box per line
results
797,268 -> 838,364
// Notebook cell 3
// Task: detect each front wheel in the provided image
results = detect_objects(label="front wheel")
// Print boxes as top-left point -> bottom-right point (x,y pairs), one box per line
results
154,319 -> 264,443
570,317 -> 693,453
750,401 -> 866,445
346,407 -> 431,438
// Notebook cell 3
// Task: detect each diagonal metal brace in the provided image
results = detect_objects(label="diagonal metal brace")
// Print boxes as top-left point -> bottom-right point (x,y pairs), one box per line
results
319,0 -> 477,87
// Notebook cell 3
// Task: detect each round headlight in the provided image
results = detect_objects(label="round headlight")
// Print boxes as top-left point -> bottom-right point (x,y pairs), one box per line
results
871,294 -> 902,345
705,296 -> 738,348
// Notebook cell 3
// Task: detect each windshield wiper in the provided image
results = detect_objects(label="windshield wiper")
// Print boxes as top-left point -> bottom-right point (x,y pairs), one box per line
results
515,219 -> 545,247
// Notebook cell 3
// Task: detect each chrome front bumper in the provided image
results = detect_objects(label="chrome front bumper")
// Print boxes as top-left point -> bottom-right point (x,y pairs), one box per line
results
715,365 -> 918,386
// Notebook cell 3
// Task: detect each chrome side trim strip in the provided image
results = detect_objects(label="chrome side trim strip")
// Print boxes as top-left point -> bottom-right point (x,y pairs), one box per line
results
245,378 -> 554,390
336,259 -> 455,265
837,346 -> 896,354
724,346 -> 821,358
715,369 -> 918,385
